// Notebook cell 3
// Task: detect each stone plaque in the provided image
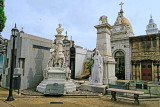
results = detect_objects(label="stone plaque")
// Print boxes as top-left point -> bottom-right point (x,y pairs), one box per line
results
44,83 -> 64,95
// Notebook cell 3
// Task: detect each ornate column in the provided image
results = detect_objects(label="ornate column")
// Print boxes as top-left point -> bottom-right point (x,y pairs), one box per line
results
132,61 -> 136,80
95,16 -> 112,57
153,61 -> 158,81
136,61 -> 140,81
140,61 -> 142,80
152,61 -> 154,81
156,37 -> 159,55
95,15 -> 117,85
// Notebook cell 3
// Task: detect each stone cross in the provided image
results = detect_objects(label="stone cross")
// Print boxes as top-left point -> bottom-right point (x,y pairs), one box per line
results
119,2 -> 124,10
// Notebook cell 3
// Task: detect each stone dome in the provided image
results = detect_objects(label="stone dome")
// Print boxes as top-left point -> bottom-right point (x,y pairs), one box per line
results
114,16 -> 133,33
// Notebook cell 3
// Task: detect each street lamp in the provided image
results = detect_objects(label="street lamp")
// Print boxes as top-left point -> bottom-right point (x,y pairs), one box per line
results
6,23 -> 19,101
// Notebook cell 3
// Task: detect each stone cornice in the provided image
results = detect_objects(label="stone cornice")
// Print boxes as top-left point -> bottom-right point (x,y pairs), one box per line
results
94,23 -> 112,29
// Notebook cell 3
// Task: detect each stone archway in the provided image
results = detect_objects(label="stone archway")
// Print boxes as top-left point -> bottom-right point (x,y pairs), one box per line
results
114,51 -> 125,80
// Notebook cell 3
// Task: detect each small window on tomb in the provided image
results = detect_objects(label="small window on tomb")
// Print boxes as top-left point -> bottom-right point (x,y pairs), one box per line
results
142,65 -> 145,68
148,65 -> 151,68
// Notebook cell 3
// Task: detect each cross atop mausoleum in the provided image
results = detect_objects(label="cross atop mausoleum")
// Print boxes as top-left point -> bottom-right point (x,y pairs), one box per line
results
119,2 -> 124,10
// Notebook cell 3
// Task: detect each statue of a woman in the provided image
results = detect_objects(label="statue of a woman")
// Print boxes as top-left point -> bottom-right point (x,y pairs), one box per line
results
89,50 -> 103,85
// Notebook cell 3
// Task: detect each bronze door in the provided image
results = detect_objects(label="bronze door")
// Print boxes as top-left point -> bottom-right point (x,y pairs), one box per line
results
141,60 -> 152,81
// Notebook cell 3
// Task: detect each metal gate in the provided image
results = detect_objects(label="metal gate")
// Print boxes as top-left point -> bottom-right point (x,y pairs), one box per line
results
115,51 -> 125,80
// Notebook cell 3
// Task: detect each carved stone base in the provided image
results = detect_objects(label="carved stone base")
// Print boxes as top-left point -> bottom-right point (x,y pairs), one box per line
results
36,67 -> 76,94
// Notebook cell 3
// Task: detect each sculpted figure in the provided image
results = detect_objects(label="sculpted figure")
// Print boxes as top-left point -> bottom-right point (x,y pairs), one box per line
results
99,15 -> 108,24
89,50 -> 103,85
126,25 -> 130,34
47,44 -> 57,67
54,41 -> 65,67
56,24 -> 64,34
116,12 -> 122,25
64,64 -> 71,80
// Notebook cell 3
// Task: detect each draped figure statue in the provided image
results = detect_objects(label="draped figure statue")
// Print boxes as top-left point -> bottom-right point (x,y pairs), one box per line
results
89,50 -> 103,85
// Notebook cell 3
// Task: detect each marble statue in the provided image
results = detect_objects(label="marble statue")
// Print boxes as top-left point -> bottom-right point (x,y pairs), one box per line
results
89,50 -> 103,85
116,12 -> 122,25
64,63 -> 71,80
55,41 -> 65,67
47,44 -> 57,67
99,15 -> 108,24
126,24 -> 130,34
37,24 -> 76,94
56,24 -> 64,34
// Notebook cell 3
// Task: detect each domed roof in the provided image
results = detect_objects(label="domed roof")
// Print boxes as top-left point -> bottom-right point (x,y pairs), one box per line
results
149,18 -> 154,24
114,16 -> 133,33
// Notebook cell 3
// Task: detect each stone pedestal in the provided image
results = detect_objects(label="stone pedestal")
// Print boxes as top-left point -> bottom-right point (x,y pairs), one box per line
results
80,16 -> 117,94
95,20 -> 117,85
103,56 -> 117,85
37,67 -> 76,94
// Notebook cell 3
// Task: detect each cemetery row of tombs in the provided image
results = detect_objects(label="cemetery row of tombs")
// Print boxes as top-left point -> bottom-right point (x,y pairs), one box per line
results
1,6 -> 160,96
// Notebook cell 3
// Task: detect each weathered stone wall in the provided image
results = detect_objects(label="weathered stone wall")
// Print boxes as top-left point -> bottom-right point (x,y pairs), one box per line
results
130,34 -> 160,81
2,32 -> 52,89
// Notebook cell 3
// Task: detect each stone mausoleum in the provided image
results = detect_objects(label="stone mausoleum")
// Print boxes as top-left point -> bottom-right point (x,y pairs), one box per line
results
1,27 -> 52,89
130,33 -> 160,82
129,15 -> 160,82
1,25 -> 92,90
111,3 -> 134,80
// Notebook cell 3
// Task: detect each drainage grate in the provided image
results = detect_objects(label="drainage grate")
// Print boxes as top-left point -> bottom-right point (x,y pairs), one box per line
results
50,102 -> 63,104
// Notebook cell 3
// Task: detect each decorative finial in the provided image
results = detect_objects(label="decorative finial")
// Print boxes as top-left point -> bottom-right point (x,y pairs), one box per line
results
65,31 -> 67,36
150,14 -> 152,19
20,27 -> 24,33
56,24 -> 64,34
15,23 -> 17,28
70,36 -> 72,44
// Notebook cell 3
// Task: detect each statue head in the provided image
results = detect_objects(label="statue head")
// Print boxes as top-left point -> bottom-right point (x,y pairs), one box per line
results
96,50 -> 100,55
59,24 -> 61,28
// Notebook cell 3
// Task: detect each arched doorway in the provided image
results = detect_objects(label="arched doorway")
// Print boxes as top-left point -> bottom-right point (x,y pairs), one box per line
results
115,51 -> 125,80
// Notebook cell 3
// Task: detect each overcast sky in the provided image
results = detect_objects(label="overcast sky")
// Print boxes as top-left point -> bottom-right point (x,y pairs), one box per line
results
1,0 -> 160,50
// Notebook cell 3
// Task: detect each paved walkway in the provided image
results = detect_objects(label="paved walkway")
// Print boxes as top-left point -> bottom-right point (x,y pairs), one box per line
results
0,87 -> 160,107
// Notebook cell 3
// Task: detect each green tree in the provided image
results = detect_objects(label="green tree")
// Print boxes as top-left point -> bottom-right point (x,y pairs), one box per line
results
86,58 -> 93,75
0,0 -> 7,36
